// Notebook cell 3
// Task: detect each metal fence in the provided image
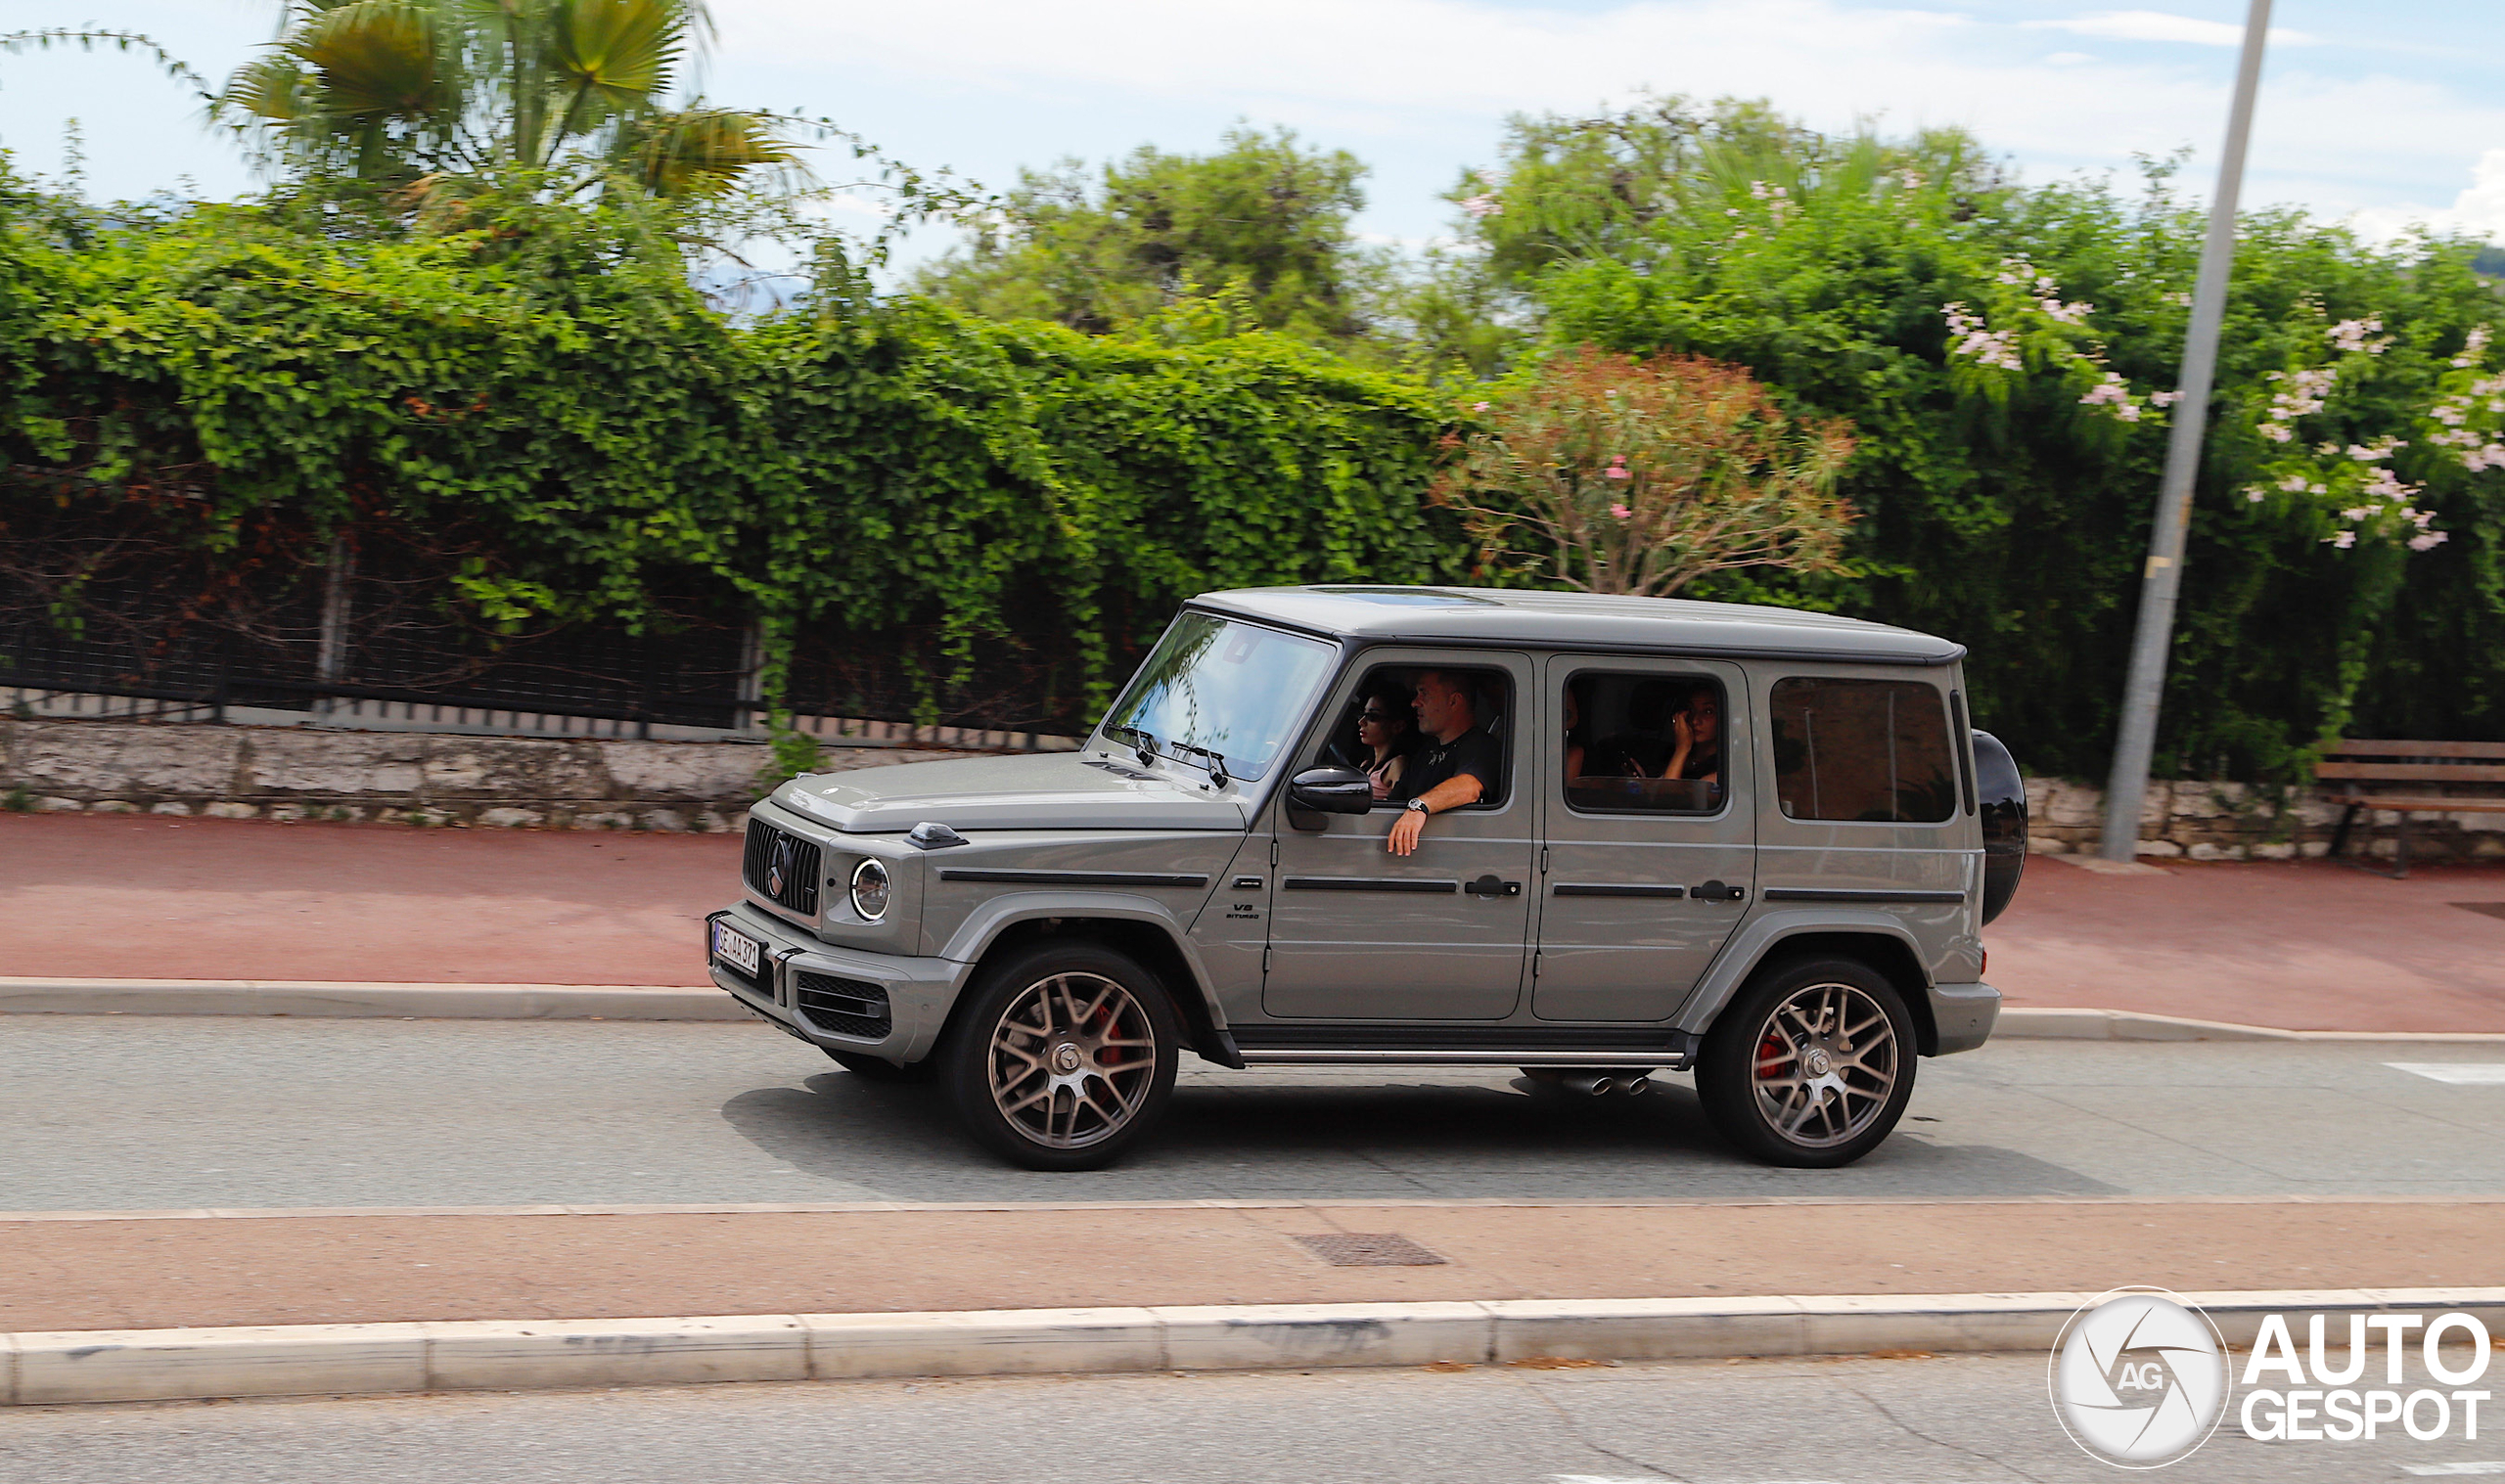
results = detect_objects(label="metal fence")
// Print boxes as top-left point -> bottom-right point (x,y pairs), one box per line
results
0,562 -> 1099,750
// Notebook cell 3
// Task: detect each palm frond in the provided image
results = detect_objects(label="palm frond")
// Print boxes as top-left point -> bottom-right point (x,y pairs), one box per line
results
291,0 -> 449,118
622,107 -> 795,198
549,0 -> 683,112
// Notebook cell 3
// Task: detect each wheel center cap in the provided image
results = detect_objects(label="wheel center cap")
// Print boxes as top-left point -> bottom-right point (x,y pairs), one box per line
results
1803,1047 -> 1833,1077
1052,1043 -> 1083,1074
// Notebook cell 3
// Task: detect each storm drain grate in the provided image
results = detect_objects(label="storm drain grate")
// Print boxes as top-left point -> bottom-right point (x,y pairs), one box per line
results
2449,902 -> 2505,922
1293,1233 -> 1449,1267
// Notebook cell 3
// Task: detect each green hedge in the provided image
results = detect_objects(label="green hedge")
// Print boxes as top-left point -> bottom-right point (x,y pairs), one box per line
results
4,171 -> 2500,778
0,191 -> 1457,724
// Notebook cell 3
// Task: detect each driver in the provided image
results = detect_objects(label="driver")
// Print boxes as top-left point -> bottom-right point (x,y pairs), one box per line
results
1387,669 -> 1500,856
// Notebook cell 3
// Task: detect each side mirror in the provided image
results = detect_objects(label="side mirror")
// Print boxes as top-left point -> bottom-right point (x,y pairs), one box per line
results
1286,766 -> 1374,830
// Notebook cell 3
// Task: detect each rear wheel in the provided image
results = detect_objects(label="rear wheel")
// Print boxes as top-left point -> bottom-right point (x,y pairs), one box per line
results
939,942 -> 1180,1171
823,1048 -> 934,1084
1695,957 -> 1916,1168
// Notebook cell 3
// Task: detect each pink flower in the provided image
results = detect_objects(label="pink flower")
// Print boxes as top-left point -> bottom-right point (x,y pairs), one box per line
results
1604,455 -> 1630,480
1610,503 -> 1632,520
1471,401 -> 1490,413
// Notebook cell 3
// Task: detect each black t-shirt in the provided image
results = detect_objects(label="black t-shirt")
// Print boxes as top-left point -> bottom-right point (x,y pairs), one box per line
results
1396,728 -> 1501,803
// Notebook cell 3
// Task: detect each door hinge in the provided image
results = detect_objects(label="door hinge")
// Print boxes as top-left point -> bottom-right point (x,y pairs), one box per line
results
1531,949 -> 1541,978
1262,945 -> 1271,973
1539,846 -> 1550,875
1268,838 -> 1280,868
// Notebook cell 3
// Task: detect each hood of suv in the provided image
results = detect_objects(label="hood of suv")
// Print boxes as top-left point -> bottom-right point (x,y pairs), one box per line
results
774,751 -> 1249,833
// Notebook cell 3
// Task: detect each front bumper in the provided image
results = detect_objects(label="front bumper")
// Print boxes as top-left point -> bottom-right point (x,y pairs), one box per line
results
705,902 -> 966,1064
1927,980 -> 2001,1056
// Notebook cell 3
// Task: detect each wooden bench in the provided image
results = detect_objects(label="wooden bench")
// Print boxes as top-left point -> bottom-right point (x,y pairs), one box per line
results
2316,740 -> 2505,877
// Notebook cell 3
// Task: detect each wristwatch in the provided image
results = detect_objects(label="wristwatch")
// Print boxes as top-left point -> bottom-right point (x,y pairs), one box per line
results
1405,798 -> 1432,815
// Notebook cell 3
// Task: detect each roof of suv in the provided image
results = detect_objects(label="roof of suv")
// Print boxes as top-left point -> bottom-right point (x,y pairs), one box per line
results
1190,586 -> 1963,665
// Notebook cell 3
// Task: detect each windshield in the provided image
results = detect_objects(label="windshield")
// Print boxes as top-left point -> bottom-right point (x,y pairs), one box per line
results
1098,613 -> 1336,783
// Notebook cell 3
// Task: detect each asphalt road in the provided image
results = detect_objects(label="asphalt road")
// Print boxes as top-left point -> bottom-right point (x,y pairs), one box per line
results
5,1017 -> 2502,1209
2,1352 -> 2490,1484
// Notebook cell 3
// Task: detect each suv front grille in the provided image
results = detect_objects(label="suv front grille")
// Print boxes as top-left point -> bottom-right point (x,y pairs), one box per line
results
796,972 -> 890,1040
744,820 -> 822,916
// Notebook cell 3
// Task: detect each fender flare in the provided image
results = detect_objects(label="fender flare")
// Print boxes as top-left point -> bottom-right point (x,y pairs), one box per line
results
934,890 -> 1234,1055
1670,909 -> 1936,1038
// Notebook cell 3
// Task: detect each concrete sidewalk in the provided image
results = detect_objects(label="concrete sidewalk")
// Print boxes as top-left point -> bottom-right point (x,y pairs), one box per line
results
6,813 -> 2505,1031
5,1197 -> 2497,1334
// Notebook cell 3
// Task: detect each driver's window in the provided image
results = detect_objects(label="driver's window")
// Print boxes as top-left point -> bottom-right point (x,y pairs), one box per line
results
1316,664 -> 1511,810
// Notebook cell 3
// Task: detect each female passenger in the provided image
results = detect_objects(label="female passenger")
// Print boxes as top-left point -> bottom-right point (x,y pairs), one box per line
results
1662,685 -> 1722,787
1358,680 -> 1416,800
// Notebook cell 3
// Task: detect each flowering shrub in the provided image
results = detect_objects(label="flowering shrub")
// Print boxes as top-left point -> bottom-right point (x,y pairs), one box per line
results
1434,98 -> 2505,777
1429,347 -> 1854,597
1939,259 -> 2165,423
2236,314 -> 2454,554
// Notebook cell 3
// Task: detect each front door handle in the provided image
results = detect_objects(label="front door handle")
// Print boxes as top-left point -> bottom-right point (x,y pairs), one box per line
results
1466,874 -> 1523,899
1693,879 -> 1747,903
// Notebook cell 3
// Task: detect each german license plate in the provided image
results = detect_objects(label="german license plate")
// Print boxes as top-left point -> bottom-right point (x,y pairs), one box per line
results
711,921 -> 762,977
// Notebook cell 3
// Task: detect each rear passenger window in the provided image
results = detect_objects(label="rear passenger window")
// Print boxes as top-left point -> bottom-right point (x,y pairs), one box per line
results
1563,672 -> 1725,815
1769,678 -> 1956,823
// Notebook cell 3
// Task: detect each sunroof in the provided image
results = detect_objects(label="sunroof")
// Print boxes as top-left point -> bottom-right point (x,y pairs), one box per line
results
1308,586 -> 1500,607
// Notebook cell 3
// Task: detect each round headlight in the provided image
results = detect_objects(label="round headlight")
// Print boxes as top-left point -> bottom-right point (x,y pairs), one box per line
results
848,857 -> 890,922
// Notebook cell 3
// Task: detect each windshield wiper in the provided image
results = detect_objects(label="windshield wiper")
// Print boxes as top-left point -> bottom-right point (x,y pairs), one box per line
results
1166,741 -> 1232,788
1104,723 -> 1161,765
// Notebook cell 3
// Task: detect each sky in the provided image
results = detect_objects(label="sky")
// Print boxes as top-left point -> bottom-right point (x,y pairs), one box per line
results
4,0 -> 2501,264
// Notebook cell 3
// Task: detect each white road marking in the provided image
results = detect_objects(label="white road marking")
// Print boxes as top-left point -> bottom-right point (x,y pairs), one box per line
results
2401,1464 -> 2505,1477
2388,1063 -> 2505,1085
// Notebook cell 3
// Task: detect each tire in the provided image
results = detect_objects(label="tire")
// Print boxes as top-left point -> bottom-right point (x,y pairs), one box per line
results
823,1048 -> 934,1084
938,941 -> 1181,1172
1695,957 -> 1918,1169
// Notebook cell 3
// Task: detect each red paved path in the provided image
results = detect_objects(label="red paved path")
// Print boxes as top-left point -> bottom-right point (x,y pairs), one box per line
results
4,815 -> 2503,1030
0,814 -> 733,986
1988,854 -> 2505,1033
5,1199 -> 2494,1331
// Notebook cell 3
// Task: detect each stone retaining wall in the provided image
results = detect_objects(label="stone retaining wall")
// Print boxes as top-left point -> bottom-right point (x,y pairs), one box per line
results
2026,776 -> 2505,862
0,719 -> 960,831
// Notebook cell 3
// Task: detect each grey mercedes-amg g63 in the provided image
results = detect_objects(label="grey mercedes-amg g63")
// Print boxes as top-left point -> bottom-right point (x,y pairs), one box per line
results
708,586 -> 2027,1171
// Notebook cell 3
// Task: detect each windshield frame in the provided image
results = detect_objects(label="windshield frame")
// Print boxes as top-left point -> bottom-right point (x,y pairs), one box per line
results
1091,609 -> 1344,787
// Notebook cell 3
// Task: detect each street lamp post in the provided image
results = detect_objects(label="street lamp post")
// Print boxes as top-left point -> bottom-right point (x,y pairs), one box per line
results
2097,0 -> 2275,863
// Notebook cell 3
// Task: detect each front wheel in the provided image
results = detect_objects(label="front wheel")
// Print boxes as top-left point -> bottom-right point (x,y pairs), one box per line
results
1695,958 -> 1917,1168
939,942 -> 1180,1171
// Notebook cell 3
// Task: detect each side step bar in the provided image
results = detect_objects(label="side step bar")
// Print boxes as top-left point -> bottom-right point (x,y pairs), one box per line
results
1237,1047 -> 1692,1070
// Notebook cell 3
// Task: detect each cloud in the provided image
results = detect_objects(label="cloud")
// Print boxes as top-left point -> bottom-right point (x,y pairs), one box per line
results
2023,10 -> 2318,48
716,0 -> 2505,246
2347,147 -> 2505,244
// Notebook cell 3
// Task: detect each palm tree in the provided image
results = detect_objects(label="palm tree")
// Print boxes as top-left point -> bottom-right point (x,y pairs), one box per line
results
216,0 -> 795,201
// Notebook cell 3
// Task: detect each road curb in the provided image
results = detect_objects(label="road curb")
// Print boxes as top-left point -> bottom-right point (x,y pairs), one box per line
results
0,978 -> 743,1021
9,1289 -> 2502,1406
6,977 -> 2503,1041
1992,1007 -> 2505,1043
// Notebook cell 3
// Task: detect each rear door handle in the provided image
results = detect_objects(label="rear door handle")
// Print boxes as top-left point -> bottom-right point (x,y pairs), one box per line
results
1466,874 -> 1523,898
1692,879 -> 1747,903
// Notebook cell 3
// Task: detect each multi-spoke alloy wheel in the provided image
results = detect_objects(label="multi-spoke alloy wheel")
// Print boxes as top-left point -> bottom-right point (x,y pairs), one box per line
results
1747,980 -> 1898,1149
986,971 -> 1158,1149
942,943 -> 1179,1171
1697,957 -> 1917,1168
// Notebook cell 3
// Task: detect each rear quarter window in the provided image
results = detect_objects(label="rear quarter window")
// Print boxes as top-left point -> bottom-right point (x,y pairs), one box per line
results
1768,677 -> 1957,824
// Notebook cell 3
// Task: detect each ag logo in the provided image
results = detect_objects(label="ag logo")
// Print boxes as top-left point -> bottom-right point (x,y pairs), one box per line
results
2049,1288 -> 2230,1468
